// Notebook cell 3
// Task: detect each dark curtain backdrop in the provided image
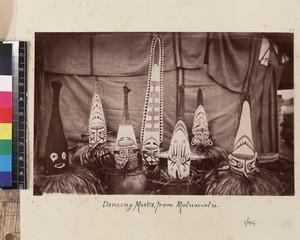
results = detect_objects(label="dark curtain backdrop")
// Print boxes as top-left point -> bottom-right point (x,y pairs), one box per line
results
35,32 -> 286,158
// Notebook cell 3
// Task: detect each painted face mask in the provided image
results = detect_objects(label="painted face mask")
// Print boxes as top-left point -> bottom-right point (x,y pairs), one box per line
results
141,35 -> 164,166
191,105 -> 213,147
229,152 -> 257,178
157,120 -> 203,179
142,136 -> 160,165
229,100 -> 257,178
89,94 -> 107,148
115,125 -> 139,170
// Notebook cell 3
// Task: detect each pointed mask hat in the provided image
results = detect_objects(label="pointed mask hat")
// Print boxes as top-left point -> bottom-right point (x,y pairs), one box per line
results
191,105 -> 213,147
88,94 -> 107,148
229,100 -> 257,178
140,35 -> 164,166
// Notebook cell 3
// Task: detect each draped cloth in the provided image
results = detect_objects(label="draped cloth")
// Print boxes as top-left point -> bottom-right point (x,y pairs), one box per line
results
208,33 -> 262,93
35,32 -> 285,158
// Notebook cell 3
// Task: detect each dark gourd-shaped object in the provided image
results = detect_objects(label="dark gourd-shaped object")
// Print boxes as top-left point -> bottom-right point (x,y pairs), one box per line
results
44,81 -> 69,175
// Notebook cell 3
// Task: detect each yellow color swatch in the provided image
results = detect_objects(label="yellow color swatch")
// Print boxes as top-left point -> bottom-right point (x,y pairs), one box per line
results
0,123 -> 12,139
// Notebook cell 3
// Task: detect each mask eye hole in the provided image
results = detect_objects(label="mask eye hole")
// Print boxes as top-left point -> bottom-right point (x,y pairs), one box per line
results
50,153 -> 58,162
128,149 -> 134,156
62,152 -> 66,160
237,162 -> 243,168
247,162 -> 255,170
99,132 -> 105,138
170,156 -> 177,162
119,150 -> 125,156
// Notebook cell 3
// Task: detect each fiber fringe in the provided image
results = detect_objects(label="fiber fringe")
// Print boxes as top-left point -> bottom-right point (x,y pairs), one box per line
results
35,165 -> 104,195
204,168 -> 283,195
195,145 -> 228,160
192,144 -> 228,169
72,144 -> 115,172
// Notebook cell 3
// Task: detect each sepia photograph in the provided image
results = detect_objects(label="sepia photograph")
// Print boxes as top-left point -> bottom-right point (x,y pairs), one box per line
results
34,32 -> 294,196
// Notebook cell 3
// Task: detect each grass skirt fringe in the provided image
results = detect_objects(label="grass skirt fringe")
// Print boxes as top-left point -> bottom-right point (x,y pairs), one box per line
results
204,168 -> 283,195
192,145 -> 228,170
35,165 -> 104,194
72,144 -> 115,172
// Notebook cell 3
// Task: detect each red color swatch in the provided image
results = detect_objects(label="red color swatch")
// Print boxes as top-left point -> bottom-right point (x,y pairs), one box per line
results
0,108 -> 12,123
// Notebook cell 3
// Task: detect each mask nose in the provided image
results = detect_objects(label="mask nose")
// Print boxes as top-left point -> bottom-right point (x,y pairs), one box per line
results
175,161 -> 182,179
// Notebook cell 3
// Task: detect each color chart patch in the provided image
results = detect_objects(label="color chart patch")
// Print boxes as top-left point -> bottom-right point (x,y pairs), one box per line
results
0,43 -> 12,187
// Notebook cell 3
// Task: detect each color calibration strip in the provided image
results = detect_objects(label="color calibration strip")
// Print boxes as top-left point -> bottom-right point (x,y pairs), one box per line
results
0,41 -> 27,189
0,43 -> 13,187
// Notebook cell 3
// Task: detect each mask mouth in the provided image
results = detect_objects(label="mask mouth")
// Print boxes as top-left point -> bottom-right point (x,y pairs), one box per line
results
144,144 -> 159,151
90,123 -> 105,131
193,126 -> 209,134
231,153 -> 256,161
54,163 -> 66,169
118,138 -> 135,147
